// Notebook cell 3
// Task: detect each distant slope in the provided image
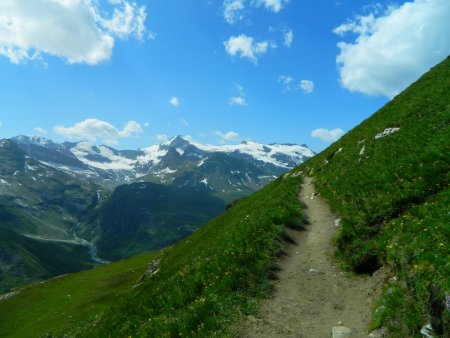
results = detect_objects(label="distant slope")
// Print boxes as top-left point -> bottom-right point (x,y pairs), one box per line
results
296,56 -> 449,335
83,182 -> 225,261
0,229 -> 96,293
0,140 -> 101,291
12,135 -> 314,199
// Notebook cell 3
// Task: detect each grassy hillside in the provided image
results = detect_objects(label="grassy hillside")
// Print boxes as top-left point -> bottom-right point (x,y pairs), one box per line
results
0,172 -> 303,337
0,252 -> 155,337
296,56 -> 450,335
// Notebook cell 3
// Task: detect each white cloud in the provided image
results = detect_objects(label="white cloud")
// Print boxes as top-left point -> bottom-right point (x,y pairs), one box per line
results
222,0 -> 288,24
229,83 -> 248,105
283,29 -> 293,47
118,120 -> 143,137
213,130 -> 240,143
100,1 -> 147,40
33,127 -> 48,135
156,134 -> 168,142
299,80 -> 314,94
229,96 -> 247,106
224,34 -> 274,63
0,121 -> 2,128
0,0 -> 147,65
53,118 -> 143,144
278,75 -> 295,92
179,118 -> 189,126
334,0 -> 450,98
223,0 -> 245,24
253,0 -> 289,13
311,128 -> 345,143
169,97 -> 181,107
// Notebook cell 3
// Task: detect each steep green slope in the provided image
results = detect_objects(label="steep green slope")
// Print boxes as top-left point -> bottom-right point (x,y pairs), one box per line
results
82,182 -> 225,261
0,172 -> 303,337
0,251 -> 155,337
0,229 -> 96,293
296,56 -> 450,335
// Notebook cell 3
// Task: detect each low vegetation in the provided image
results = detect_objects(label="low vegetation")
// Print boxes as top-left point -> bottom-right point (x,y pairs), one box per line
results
297,56 -> 449,335
0,251 -> 156,337
0,173 -> 303,337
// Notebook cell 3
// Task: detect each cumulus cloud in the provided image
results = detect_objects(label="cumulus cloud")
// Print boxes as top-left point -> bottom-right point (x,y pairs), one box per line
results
223,0 -> 245,24
283,29 -> 293,47
213,130 -> 240,143
224,34 -> 274,63
0,0 -> 148,65
311,128 -> 345,143
253,0 -> 289,13
299,80 -> 314,94
33,127 -> 48,136
119,120 -> 143,137
334,0 -> 450,98
169,97 -> 181,107
53,118 -> 143,144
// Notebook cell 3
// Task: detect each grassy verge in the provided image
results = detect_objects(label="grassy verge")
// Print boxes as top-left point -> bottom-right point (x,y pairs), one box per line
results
77,174 -> 303,337
296,56 -> 450,335
372,187 -> 450,336
0,252 -> 155,337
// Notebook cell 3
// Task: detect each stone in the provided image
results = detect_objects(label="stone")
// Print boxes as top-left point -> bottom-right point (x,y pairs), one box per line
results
369,327 -> 388,337
332,326 -> 353,338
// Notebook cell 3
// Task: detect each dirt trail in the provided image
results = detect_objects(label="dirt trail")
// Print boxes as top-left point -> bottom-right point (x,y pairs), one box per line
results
240,177 -> 387,338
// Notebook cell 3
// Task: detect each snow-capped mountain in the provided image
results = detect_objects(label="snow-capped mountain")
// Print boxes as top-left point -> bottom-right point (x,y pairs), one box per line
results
12,135 -> 315,199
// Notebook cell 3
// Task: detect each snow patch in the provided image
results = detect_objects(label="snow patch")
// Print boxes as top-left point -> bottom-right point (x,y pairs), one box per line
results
197,158 -> 207,167
71,142 -> 136,170
191,140 -> 314,168
25,163 -> 39,171
200,178 -> 208,186
138,145 -> 168,166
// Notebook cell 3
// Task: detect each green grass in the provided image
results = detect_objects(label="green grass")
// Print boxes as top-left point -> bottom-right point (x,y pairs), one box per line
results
0,251 -> 156,337
295,56 -> 450,335
80,173 -> 303,337
0,229 -> 97,292
0,173 -> 303,337
372,187 -> 450,336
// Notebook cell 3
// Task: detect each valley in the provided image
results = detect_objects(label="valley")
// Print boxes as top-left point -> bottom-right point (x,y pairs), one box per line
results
0,136 -> 313,291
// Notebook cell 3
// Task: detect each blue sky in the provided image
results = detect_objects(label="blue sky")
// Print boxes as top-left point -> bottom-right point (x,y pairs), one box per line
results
0,0 -> 448,152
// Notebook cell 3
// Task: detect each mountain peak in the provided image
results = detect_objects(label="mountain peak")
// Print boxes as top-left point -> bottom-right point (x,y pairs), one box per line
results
166,135 -> 191,149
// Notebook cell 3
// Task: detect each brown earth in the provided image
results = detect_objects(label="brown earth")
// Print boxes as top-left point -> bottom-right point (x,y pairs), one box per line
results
238,177 -> 389,338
